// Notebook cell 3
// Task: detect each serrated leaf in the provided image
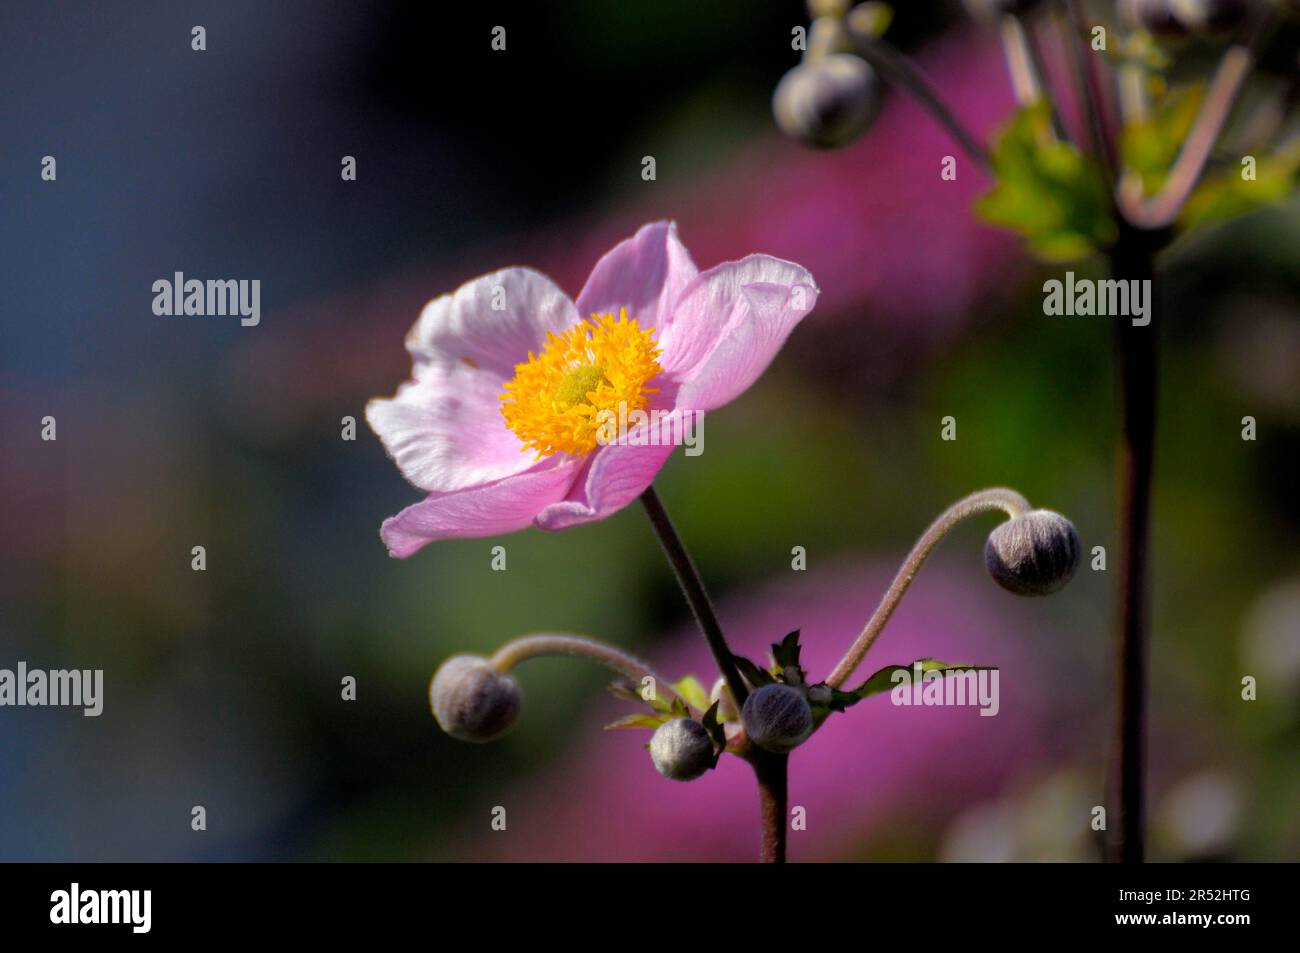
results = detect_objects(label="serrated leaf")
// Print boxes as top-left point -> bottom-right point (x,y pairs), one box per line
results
605,713 -> 669,731
701,701 -> 727,764
827,686 -> 865,712
1181,141 -> 1300,228
671,675 -> 711,713
850,658 -> 998,700
975,102 -> 1116,261
731,654 -> 776,690
772,630 -> 802,673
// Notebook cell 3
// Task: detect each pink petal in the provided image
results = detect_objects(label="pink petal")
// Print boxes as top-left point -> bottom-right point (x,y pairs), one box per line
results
664,255 -> 818,411
380,459 -> 582,557
534,416 -> 684,530
365,361 -> 533,493
574,221 -> 698,334
404,267 -> 579,377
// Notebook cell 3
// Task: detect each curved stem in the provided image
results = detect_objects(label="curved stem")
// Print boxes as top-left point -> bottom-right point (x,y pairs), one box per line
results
1001,15 -> 1064,141
640,486 -> 749,707
490,632 -> 684,709
847,32 -> 992,172
824,487 -> 1031,688
1117,21 -> 1268,229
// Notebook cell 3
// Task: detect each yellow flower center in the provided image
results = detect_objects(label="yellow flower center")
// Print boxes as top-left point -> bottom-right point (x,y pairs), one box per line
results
501,309 -> 662,459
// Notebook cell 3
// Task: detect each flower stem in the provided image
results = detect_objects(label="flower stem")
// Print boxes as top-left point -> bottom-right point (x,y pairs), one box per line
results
1116,6 -> 1275,230
1107,224 -> 1164,863
1060,0 -> 1118,182
847,32 -> 992,172
1000,15 -> 1065,141
639,486 -> 750,707
825,487 -> 1030,688
640,485 -> 783,862
752,749 -> 788,864
489,632 -> 684,708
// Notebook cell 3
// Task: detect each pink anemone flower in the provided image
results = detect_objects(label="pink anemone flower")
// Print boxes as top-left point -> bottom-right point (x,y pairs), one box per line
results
366,221 -> 819,557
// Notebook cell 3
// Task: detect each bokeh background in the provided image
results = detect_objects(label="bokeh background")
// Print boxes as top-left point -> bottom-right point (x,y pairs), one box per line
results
1,0 -> 1297,861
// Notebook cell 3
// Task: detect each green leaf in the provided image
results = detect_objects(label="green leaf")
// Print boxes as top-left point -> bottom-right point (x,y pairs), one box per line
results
1181,141 -> 1300,229
849,658 -> 998,700
671,675 -> 712,713
608,678 -> 673,714
604,712 -> 669,731
975,102 -> 1116,261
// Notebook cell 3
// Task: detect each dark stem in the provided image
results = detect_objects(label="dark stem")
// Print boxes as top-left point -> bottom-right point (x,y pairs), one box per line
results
752,750 -> 788,864
1107,223 -> 1165,864
639,486 -> 749,707
850,34 -> 992,172
1061,0 -> 1117,183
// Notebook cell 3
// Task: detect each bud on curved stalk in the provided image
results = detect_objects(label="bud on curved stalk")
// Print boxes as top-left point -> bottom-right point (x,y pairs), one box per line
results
742,683 -> 814,754
430,633 -> 680,743
824,488 -> 1080,689
429,655 -> 522,743
984,509 -> 1082,596
649,718 -> 715,781
773,54 -> 882,149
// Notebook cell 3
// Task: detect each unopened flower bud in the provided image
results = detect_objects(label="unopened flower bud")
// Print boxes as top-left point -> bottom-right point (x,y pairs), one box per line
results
807,683 -> 833,707
741,683 -> 814,753
649,718 -> 715,781
984,509 -> 1081,596
773,54 -> 882,149
429,655 -> 521,742
961,0 -> 1046,21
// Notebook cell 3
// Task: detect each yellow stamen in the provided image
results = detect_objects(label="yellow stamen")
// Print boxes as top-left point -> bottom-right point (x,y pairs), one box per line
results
501,309 -> 662,459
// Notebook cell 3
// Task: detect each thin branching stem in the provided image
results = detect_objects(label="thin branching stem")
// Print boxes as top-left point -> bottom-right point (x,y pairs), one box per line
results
489,632 -> 685,708
825,488 -> 1030,689
639,486 -> 749,707
848,32 -> 993,171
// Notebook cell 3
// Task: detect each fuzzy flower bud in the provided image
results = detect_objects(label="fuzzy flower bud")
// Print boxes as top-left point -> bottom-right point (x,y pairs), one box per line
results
741,683 -> 814,754
773,54 -> 882,149
429,655 -> 521,742
649,718 -> 715,781
984,509 -> 1081,596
